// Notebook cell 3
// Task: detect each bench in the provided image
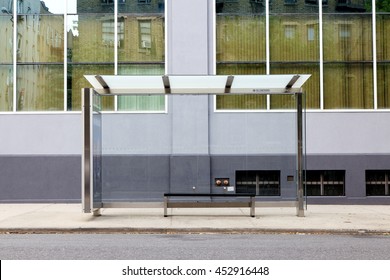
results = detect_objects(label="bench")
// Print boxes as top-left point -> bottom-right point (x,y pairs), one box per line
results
163,193 -> 256,217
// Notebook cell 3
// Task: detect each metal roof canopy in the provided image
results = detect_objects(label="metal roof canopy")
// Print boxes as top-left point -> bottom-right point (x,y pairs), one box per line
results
84,74 -> 311,95
82,74 -> 310,217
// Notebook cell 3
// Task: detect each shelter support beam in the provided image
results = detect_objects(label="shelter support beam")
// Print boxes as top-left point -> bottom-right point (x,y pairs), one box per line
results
82,88 -> 92,213
296,92 -> 305,217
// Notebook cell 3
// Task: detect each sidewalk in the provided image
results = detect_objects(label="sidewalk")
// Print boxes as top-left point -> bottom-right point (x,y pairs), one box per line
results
0,204 -> 389,234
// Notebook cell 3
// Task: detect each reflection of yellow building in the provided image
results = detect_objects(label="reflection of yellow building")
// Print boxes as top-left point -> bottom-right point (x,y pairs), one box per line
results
73,15 -> 164,63
0,4 -> 13,111
71,0 -> 165,111
0,0 -> 389,111
0,0 -> 64,111
216,0 -> 390,110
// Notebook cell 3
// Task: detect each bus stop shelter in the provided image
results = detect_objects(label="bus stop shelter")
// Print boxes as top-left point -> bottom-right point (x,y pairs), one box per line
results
82,74 -> 311,217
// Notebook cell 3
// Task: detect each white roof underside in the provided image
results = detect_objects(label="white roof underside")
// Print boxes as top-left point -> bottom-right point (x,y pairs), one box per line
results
84,74 -> 311,95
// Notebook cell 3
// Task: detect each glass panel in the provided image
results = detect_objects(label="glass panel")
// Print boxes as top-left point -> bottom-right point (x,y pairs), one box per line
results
236,171 -> 257,195
119,0 -> 165,13
118,15 -> 164,62
0,65 -> 13,111
0,14 -> 13,63
376,5 -> 390,108
258,171 -> 280,196
16,14 -> 64,63
323,170 -> 345,196
68,64 -> 115,111
217,64 -> 267,109
216,13 -> 266,110
323,10 -> 373,109
269,8 -> 320,109
366,170 -> 386,196
0,6 -> 13,112
77,0 -> 115,13
93,91 -> 102,207
16,64 -> 63,111
377,63 -> 390,108
70,14 -> 115,63
324,63 -> 373,109
117,64 -> 165,111
270,63 -> 320,109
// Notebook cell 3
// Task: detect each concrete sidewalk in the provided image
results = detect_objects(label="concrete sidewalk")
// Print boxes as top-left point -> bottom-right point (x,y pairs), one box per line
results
0,204 -> 389,234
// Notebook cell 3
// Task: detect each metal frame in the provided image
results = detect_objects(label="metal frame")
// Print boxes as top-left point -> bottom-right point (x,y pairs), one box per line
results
81,88 -> 92,213
82,74 -> 308,217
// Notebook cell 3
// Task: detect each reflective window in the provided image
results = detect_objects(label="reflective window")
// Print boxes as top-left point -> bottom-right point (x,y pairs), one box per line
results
0,10 -> 13,111
269,3 -> 320,109
323,3 -> 373,109
216,0 -> 385,111
0,66 -> 13,111
216,3 -> 267,110
117,1 -> 165,112
14,0 -> 64,111
376,1 -> 390,108
0,0 -> 165,112
17,65 -> 64,111
117,64 -> 165,111
68,0 -> 165,111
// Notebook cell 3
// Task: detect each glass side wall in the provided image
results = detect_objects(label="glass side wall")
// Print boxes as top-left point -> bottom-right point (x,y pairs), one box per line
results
91,91 -> 305,204
93,91 -> 102,207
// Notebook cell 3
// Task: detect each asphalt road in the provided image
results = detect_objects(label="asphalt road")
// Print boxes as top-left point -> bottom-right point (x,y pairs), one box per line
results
0,233 -> 389,260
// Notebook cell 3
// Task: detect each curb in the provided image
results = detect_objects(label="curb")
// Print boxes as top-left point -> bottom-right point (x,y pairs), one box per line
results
1,228 -> 389,235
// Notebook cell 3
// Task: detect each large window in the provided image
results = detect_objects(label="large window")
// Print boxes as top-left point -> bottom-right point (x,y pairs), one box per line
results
216,0 -> 319,110
216,4 -> 267,110
236,170 -> 281,196
0,10 -> 13,112
323,10 -> 373,109
366,170 -> 390,196
376,2 -> 390,108
70,0 -> 165,111
304,170 -> 345,196
216,0 -> 389,110
0,0 -> 165,112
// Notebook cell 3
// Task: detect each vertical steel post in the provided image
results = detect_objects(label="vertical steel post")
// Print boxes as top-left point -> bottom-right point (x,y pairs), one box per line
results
82,88 -> 92,213
296,92 -> 305,217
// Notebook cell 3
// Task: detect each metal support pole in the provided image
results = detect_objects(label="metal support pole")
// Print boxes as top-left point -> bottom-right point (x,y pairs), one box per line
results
82,88 -> 92,213
164,196 -> 168,217
250,196 -> 255,217
296,92 -> 305,217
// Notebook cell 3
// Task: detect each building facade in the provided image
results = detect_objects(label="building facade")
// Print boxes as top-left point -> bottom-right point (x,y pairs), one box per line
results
0,0 -> 389,204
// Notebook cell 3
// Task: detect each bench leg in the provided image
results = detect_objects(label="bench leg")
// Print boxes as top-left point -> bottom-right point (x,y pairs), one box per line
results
250,197 -> 255,217
164,196 -> 168,217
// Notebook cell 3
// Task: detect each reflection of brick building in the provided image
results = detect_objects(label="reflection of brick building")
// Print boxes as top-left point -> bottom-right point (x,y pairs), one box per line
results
216,0 -> 367,13
0,0 -> 64,111
74,10 -> 164,63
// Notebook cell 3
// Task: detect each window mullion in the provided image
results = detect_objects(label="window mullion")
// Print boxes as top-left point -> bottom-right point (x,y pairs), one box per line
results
13,0 -> 17,112
114,0 -> 118,111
